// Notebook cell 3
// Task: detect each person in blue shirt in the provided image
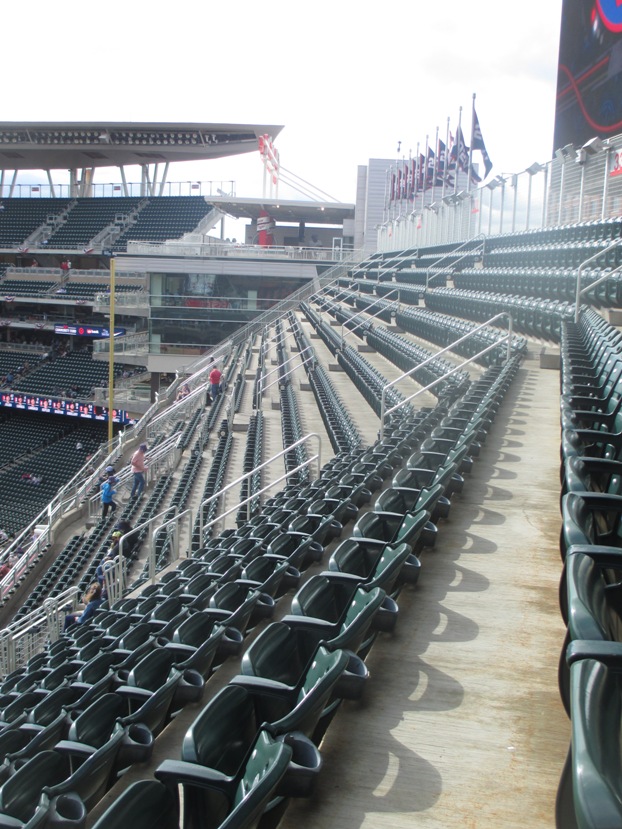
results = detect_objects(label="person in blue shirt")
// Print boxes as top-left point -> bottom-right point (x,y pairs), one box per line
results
100,475 -> 117,519
63,582 -> 103,631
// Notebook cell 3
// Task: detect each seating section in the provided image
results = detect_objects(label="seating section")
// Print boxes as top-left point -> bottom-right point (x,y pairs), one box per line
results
3,215 -> 622,825
13,351 -> 132,398
0,196 -> 212,253
0,342 -> 522,828
45,197 -> 142,249
556,305 -> 622,826
0,199 -> 71,247
112,196 -> 213,250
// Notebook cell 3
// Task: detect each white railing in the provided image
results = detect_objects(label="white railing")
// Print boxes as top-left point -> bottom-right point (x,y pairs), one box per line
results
0,180 -> 236,199
86,433 -> 182,520
379,312 -> 514,438
197,433 -> 322,546
127,240 -> 356,262
0,586 -> 80,677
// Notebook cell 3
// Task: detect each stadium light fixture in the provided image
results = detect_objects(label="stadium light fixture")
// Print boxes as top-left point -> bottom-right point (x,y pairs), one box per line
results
555,144 -> 577,162
525,162 -> 543,176
582,136 -> 604,155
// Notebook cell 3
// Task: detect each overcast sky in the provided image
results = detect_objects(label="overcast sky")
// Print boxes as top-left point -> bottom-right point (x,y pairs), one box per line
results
4,0 -> 564,204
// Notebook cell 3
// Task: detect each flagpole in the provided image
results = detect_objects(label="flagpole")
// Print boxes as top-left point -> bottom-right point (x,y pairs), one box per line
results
454,106 -> 462,195
414,141 -> 420,213
442,116 -> 450,201
400,155 -> 408,215
431,126 -> 439,207
467,92 -> 476,194
423,134 -> 429,207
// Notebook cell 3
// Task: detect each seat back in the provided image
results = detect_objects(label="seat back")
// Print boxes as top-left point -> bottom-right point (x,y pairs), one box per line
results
0,750 -> 65,822
291,576 -> 357,625
182,684 -> 259,775
228,731 -> 292,828
557,659 -> 622,828
91,779 -> 179,829
69,693 -> 124,748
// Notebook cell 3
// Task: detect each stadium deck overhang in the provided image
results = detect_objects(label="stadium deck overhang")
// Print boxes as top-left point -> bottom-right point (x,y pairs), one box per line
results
206,196 -> 354,225
0,121 -> 284,170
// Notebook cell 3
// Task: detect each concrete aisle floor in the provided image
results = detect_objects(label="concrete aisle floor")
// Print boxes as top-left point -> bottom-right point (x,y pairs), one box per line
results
278,352 -> 569,829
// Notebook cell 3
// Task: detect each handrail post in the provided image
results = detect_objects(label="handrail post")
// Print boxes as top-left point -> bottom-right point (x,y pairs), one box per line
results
196,432 -> 322,548
338,290 -> 400,343
425,233 -> 487,290
379,311 -> 514,436
506,314 -> 513,364
574,238 -> 622,322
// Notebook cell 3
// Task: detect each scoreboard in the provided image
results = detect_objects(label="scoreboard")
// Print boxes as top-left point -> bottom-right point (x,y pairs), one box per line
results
0,392 -> 136,425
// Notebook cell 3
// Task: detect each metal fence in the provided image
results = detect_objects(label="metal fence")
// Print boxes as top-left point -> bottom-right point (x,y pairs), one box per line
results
377,133 -> 622,251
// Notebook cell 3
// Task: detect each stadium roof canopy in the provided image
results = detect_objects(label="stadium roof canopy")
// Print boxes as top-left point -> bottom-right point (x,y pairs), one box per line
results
208,196 -> 354,225
0,122 -> 284,170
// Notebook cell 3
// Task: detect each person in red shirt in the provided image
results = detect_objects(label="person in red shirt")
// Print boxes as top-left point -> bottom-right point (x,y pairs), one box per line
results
209,366 -> 222,400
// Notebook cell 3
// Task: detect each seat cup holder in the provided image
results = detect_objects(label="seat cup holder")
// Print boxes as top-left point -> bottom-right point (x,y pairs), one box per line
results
118,723 -> 154,766
252,593 -> 275,622
47,793 -> 87,829
218,626 -> 243,657
422,520 -> 438,548
173,669 -> 205,705
328,519 -> 343,539
283,565 -> 301,589
276,732 -> 323,799
434,496 -> 451,520
335,651 -> 369,700
401,553 -> 422,585
373,595 -> 399,633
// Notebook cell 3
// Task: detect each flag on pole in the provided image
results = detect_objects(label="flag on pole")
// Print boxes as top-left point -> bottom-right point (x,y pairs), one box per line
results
450,126 -> 470,173
426,147 -> 436,189
417,153 -> 426,193
471,108 -> 493,179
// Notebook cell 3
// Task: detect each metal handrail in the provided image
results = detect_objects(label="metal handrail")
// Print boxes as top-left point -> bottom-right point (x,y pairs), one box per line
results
379,311 -> 514,438
376,247 -> 419,280
258,345 -> 315,400
198,433 -> 322,544
338,289 -> 400,343
200,454 -> 320,543
425,233 -> 486,289
574,238 -> 622,322
150,508 -> 193,585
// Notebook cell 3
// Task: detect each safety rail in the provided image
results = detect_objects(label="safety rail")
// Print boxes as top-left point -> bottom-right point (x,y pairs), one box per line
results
146,383 -> 209,442
0,586 -> 80,678
94,290 -> 149,307
573,237 -> 622,322
102,555 -> 128,608
339,289 -> 401,343
86,433 -> 182,520
425,234 -> 486,289
374,247 -> 419,281
197,433 -> 322,546
149,509 -> 194,585
379,312 -> 514,438
93,331 -> 149,356
255,345 -> 315,406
